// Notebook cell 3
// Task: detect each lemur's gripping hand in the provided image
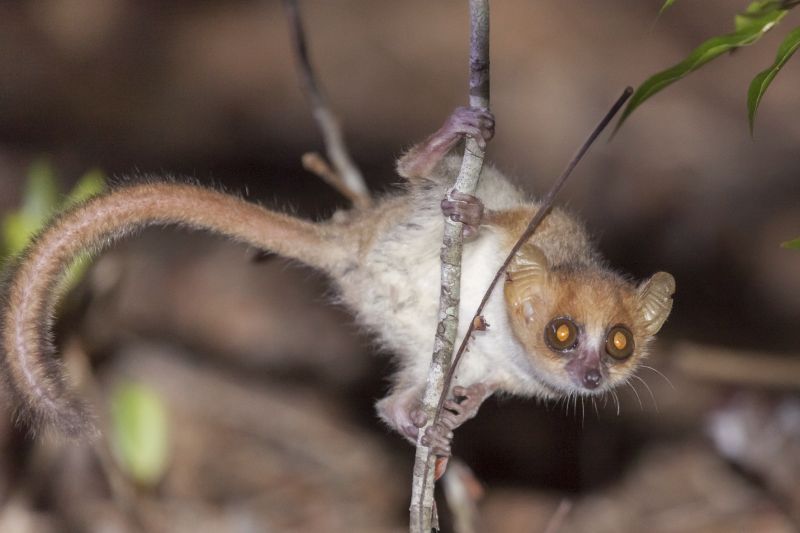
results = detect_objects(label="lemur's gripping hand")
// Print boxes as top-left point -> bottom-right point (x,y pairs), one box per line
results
420,383 -> 493,458
441,191 -> 484,239
442,106 -> 495,151
397,107 -> 495,180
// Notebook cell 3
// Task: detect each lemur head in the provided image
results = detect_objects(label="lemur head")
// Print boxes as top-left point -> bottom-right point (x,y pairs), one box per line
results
503,243 -> 675,397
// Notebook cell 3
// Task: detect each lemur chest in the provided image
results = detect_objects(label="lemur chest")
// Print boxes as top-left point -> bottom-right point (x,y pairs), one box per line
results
336,221 -> 517,365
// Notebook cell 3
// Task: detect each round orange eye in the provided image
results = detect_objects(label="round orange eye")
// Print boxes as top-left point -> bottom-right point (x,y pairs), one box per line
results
545,317 -> 578,351
613,331 -> 627,350
606,325 -> 634,360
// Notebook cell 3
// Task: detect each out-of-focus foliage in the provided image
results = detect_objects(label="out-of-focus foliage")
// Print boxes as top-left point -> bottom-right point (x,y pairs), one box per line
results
659,0 -> 677,16
110,382 -> 171,487
3,162 -> 172,488
618,1 -> 799,133
1,159 -> 106,292
782,237 -> 800,249
748,26 -> 800,132
62,169 -> 106,210
3,160 -> 59,257
2,159 -> 105,257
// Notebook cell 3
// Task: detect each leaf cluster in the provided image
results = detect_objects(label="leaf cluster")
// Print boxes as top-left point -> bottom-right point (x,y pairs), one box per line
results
619,1 -> 800,133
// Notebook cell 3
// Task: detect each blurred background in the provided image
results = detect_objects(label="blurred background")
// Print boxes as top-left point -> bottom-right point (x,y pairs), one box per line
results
1,0 -> 799,531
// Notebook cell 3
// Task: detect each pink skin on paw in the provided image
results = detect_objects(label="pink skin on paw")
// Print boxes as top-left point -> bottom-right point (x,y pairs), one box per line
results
443,106 -> 495,150
397,107 -> 495,179
441,190 -> 484,238
378,383 -> 494,457
422,382 -> 494,457
376,389 -> 425,442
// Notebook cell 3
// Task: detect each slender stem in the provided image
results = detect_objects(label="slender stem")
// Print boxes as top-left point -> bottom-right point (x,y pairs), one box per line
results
542,499 -> 573,533
409,1 -> 490,531
283,0 -> 371,208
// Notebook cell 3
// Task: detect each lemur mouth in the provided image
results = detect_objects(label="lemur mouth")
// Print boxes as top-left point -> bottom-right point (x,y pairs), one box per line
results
540,370 -> 612,399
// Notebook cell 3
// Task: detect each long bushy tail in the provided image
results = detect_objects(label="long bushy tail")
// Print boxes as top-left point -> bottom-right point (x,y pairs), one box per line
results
0,182 -> 347,438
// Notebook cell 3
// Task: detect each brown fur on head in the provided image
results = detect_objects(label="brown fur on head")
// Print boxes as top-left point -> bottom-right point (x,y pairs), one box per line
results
504,243 -> 675,397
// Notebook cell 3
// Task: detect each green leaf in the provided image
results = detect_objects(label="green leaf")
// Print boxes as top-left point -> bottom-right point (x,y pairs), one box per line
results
2,159 -> 60,256
659,0 -> 677,16
2,164 -> 106,291
2,213 -> 34,258
22,158 -> 60,223
735,1 -> 782,32
748,26 -> 800,133
781,237 -> 800,249
64,168 -> 105,209
110,382 -> 170,487
616,3 -> 788,131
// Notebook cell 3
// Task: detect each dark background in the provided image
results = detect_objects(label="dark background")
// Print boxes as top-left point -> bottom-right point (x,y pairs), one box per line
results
0,1 -> 799,531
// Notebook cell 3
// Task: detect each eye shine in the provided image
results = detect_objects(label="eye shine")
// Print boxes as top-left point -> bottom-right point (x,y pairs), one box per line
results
544,317 -> 579,352
605,325 -> 635,360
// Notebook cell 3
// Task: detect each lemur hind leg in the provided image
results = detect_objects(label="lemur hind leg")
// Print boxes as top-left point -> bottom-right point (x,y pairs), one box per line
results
420,383 -> 495,458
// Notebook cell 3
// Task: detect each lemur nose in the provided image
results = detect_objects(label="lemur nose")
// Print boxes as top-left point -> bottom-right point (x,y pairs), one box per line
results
583,369 -> 602,389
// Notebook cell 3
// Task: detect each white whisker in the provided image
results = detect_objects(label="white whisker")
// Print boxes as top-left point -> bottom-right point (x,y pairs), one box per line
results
632,374 -> 658,412
639,365 -> 676,391
580,396 -> 585,427
626,381 -> 644,411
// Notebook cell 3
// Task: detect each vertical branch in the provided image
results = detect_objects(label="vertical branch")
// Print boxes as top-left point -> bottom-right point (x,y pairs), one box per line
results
283,0 -> 372,208
409,1 -> 490,531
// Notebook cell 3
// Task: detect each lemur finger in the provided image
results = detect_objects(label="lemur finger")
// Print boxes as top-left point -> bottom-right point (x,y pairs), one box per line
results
410,408 -> 428,429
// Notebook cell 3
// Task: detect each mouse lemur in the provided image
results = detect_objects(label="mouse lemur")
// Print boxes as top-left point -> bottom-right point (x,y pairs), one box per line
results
0,106 -> 675,456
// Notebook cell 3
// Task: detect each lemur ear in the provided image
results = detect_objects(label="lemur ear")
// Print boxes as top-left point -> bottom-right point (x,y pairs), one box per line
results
637,272 -> 676,335
507,243 -> 549,284
504,244 -> 548,322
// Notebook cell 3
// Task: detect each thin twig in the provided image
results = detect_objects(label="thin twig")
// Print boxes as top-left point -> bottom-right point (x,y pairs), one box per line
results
64,337 -> 147,530
675,341 -> 800,389
409,1 -> 490,531
301,151 -> 367,206
283,0 -> 371,209
542,499 -> 573,533
409,86 -> 631,531
442,459 -> 484,533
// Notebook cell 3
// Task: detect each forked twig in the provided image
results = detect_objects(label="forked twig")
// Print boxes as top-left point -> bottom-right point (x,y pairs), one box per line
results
283,0 -> 372,208
300,151 -> 368,207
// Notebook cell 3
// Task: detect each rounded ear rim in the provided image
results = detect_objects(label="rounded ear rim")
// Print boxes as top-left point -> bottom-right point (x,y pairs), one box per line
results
504,243 -> 549,315
506,243 -> 548,283
637,271 -> 676,336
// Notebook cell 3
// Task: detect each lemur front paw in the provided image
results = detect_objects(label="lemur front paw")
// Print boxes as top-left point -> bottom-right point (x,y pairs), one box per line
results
445,107 -> 495,150
441,190 -> 484,238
